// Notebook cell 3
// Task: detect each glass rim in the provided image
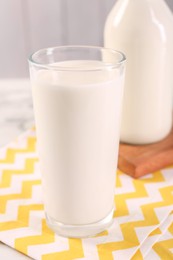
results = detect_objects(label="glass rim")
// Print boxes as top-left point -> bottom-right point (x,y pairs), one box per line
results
28,45 -> 126,72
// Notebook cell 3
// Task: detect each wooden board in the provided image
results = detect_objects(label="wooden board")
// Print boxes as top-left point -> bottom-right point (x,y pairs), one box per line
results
118,128 -> 173,178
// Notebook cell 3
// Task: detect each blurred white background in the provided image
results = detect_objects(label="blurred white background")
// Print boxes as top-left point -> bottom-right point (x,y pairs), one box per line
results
1,0 -> 173,78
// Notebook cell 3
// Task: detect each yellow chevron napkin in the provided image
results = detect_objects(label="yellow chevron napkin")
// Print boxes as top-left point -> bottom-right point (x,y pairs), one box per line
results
0,128 -> 173,260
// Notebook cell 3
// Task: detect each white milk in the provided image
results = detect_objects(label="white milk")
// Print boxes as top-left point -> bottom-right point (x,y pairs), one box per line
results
104,0 -> 173,144
31,61 -> 123,225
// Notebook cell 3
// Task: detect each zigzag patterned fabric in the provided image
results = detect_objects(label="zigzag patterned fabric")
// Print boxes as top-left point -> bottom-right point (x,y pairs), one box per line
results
0,128 -> 172,260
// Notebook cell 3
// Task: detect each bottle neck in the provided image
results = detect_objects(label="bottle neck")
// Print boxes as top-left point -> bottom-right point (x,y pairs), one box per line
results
114,0 -> 168,10
116,0 -> 165,2
115,0 -> 166,5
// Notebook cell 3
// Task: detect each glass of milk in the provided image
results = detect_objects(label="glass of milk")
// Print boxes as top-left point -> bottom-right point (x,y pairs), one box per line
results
28,46 -> 126,238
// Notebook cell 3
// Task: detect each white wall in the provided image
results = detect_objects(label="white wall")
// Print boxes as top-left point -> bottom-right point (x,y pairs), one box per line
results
0,0 -> 173,78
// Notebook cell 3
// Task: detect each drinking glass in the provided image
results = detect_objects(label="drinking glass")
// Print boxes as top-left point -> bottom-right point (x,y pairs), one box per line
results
29,46 -> 126,237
